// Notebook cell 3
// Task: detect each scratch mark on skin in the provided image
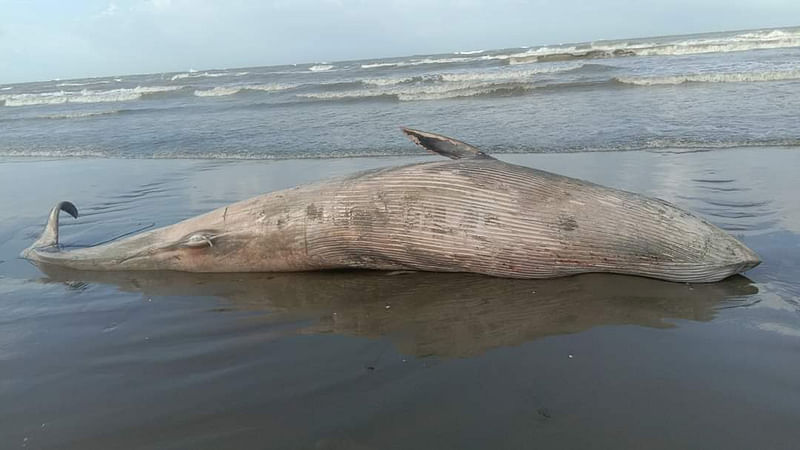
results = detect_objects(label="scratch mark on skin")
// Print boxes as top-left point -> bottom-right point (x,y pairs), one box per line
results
223,207 -> 228,223
558,215 -> 579,231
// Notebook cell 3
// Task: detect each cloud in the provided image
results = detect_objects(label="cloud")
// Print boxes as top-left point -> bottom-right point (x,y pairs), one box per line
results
3,0 -> 800,83
97,2 -> 118,17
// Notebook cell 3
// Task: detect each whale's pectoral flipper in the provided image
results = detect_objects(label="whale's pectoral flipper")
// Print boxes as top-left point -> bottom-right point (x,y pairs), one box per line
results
25,201 -> 79,254
402,128 -> 494,160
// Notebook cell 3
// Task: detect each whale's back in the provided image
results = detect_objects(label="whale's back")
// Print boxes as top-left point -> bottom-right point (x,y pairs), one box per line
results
303,159 -> 759,282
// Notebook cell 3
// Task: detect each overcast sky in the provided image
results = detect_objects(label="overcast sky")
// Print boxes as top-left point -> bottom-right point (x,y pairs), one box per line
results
1,0 -> 798,83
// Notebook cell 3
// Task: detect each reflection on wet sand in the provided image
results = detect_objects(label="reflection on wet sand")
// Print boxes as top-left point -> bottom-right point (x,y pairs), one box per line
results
38,266 -> 758,358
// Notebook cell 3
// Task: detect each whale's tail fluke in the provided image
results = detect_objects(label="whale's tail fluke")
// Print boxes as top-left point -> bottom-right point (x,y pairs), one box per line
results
402,128 -> 495,160
21,201 -> 79,258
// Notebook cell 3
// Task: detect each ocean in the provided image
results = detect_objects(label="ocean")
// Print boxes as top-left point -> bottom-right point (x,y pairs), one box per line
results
2,26 -> 800,158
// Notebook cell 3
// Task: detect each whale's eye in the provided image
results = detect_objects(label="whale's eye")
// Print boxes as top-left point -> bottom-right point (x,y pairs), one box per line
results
182,233 -> 215,248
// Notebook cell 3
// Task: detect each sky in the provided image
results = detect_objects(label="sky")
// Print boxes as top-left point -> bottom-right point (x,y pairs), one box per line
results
1,0 -> 799,84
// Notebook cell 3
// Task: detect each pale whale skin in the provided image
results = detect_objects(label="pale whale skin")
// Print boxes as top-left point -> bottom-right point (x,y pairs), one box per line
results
21,130 -> 760,282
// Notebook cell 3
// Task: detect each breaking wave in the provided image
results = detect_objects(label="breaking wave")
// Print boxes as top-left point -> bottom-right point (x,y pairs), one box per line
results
361,57 -> 473,69
360,62 -> 401,69
361,76 -> 416,87
506,27 -> 800,64
193,83 -> 298,97
440,63 -> 585,82
303,63 -> 609,102
299,81 -> 532,102
193,86 -> 242,97
0,86 -> 184,107
56,80 -> 113,87
360,63 -> 586,88
298,64 -> 799,102
309,64 -> 334,72
616,70 -> 800,86
357,27 -> 800,70
170,71 -> 249,81
35,110 -> 122,120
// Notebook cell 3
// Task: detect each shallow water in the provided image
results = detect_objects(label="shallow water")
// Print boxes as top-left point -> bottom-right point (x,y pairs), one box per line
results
1,148 -> 798,449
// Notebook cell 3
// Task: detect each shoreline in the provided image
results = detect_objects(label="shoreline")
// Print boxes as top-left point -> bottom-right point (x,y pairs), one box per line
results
2,143 -> 800,163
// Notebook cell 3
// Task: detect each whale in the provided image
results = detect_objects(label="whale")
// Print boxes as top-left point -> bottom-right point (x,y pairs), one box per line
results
21,128 -> 760,282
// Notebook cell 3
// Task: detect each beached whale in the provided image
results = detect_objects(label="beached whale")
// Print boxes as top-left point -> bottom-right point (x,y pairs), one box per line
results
21,129 -> 760,282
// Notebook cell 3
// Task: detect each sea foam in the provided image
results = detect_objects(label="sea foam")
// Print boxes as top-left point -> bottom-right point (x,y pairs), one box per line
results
301,61 -> 609,102
170,71 -> 248,81
357,28 -> 800,70
0,86 -> 183,107
56,80 -> 112,87
360,63 -> 583,88
309,64 -> 334,72
360,57 -> 472,69
299,79 -> 532,102
506,28 -> 800,64
36,110 -> 122,120
193,83 -> 297,97
616,70 -> 800,86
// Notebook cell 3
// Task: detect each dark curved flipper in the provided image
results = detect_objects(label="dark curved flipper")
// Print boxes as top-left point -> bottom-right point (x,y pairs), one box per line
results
59,201 -> 79,219
402,128 -> 494,160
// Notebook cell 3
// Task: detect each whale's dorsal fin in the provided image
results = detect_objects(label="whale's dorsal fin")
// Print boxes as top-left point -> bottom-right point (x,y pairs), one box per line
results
402,128 -> 494,160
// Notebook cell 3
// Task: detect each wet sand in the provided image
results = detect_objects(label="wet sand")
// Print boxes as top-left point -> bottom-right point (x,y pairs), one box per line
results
1,149 -> 799,449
